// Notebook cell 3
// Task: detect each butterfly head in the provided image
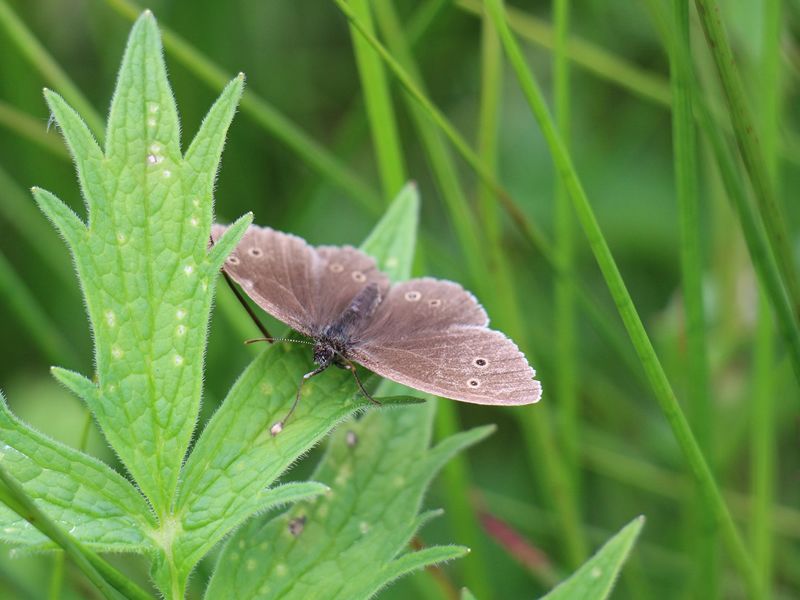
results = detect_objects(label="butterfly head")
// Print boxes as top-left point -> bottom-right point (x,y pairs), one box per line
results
313,340 -> 335,368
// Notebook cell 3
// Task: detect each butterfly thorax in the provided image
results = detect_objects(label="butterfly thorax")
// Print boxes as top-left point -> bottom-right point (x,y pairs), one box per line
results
313,282 -> 382,368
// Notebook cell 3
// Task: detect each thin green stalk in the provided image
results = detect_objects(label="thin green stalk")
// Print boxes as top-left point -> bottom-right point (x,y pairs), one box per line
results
0,465 -> 151,600
667,2 -> 715,596
457,0 -> 672,106
697,98 -> 800,386
346,0 -> 406,199
0,251 -> 74,366
47,552 -> 64,600
405,0 -> 450,47
752,291 -> 775,591
372,0 -> 587,567
751,0 -> 781,591
434,402 -> 493,599
580,432 -> 800,540
552,0 -> 580,490
484,1 -> 763,597
370,0 -> 489,295
0,0 -> 104,137
104,0 -> 383,215
694,0 -> 800,320
0,101 -> 70,159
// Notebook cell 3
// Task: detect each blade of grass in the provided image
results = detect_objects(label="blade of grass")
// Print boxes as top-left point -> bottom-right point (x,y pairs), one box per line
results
0,101 -> 69,159
346,0 -> 406,199
696,98 -> 800,386
103,0 -> 382,215
667,1 -> 716,596
693,0 -> 800,320
483,1 -> 763,597
0,463 -> 150,600
552,0 -> 580,492
371,0 -> 588,568
751,0 -> 781,592
457,0 -> 671,107
0,0 -> 104,137
370,0 -> 490,296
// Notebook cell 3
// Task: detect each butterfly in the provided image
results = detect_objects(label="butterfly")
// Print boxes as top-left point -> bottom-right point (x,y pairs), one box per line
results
212,224 -> 541,433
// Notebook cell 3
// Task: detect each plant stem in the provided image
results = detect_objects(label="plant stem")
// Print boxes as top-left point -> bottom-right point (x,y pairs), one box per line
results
483,0 -> 763,596
693,0 -> 800,321
667,1 -> 716,596
552,0 -> 580,494
346,0 -> 406,199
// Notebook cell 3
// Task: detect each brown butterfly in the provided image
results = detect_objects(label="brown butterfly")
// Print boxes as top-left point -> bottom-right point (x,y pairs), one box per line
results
212,224 -> 541,433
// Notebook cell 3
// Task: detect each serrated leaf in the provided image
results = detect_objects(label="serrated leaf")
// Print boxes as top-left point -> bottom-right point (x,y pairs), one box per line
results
380,544 -> 469,587
0,393 -> 154,552
206,399 -> 488,599
540,516 -> 644,600
39,11 -> 247,516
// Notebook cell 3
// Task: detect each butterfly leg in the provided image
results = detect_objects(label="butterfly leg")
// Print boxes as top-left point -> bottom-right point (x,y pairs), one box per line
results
341,361 -> 381,406
270,365 -> 328,436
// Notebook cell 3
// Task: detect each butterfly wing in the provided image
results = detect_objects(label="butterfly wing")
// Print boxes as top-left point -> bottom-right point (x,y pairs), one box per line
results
212,224 -> 389,336
348,279 -> 541,405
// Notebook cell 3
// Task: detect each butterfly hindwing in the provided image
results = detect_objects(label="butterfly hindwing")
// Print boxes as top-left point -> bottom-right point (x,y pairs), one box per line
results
349,278 -> 540,405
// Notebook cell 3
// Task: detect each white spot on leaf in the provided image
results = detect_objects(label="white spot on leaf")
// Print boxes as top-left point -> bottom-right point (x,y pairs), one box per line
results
105,310 -> 116,327
591,566 -> 602,578
111,347 -> 123,359
147,118 -> 157,127
176,309 -> 187,320
189,216 -> 199,227
184,264 -> 194,276
275,563 -> 288,577
359,521 -> 370,534
147,102 -> 160,114
173,355 -> 184,366
176,325 -> 186,336
162,170 -> 172,178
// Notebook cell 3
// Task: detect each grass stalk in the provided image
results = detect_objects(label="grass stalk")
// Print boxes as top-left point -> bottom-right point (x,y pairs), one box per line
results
696,98 -> 800,385
483,0 -> 762,596
0,0 -> 104,137
104,0 -> 383,215
552,0 -> 580,490
667,1 -> 715,596
750,0 -> 781,592
0,101 -> 69,159
693,0 -> 800,320
346,0 -> 406,199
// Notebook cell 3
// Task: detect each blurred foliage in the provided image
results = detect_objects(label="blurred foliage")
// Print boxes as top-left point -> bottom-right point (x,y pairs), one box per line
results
0,0 -> 798,598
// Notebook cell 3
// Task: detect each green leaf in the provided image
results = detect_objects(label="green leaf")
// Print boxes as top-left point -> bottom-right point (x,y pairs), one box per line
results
360,180 -> 419,281
0,394 -> 154,552
39,10 -> 247,517
461,589 -> 478,600
540,516 -> 644,600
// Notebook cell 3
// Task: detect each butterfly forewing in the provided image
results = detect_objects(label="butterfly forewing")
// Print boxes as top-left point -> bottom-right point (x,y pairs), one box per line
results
349,278 -> 541,405
213,225 -> 388,336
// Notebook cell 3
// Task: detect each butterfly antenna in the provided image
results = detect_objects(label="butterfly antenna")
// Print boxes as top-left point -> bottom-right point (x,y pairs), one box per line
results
271,365 -> 328,436
245,337 -> 314,345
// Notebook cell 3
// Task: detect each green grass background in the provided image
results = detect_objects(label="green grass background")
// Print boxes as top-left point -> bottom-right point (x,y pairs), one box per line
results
0,0 -> 798,598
